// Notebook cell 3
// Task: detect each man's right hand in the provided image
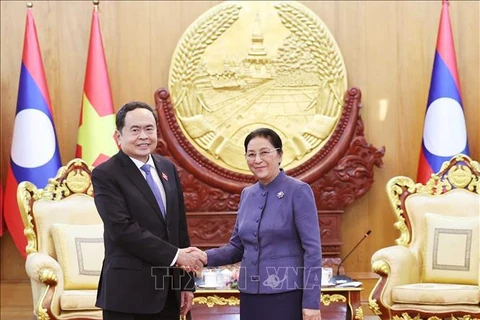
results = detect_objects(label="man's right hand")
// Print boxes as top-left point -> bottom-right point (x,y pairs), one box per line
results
176,247 -> 207,272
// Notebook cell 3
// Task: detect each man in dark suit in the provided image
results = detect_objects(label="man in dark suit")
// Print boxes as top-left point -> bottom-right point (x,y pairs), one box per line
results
92,101 -> 206,320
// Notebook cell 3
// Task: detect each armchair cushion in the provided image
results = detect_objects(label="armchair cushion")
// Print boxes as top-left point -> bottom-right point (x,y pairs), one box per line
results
60,290 -> 99,311
392,283 -> 480,305
51,223 -> 104,290
423,213 -> 479,285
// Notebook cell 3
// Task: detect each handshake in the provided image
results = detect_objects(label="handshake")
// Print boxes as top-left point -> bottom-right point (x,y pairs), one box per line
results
176,247 -> 207,272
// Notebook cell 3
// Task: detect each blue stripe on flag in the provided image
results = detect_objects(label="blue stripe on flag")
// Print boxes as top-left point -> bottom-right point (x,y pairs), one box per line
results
11,157 -> 60,188
427,52 -> 463,107
421,143 -> 468,174
16,64 -> 55,123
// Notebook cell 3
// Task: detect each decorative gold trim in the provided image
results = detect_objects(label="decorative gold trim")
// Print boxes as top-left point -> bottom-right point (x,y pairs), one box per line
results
36,284 -> 52,320
321,293 -> 347,306
37,304 -> 50,320
39,269 -> 58,286
386,176 -> 415,246
18,181 -> 39,254
372,260 -> 390,276
392,314 -> 422,320
19,158 -> 94,253
368,298 -> 381,316
193,295 -> 240,308
392,312 -> 480,319
354,306 -> 364,319
386,154 -> 479,246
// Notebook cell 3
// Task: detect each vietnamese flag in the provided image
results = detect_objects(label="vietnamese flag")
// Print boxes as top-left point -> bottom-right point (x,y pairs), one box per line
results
4,7 -> 62,257
76,4 -> 117,166
417,0 -> 469,184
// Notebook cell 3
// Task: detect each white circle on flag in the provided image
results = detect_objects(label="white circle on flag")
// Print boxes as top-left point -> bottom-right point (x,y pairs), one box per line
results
423,97 -> 467,157
11,109 -> 56,168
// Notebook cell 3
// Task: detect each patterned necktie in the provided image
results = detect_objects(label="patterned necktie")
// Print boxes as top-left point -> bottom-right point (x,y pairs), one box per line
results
140,164 -> 166,218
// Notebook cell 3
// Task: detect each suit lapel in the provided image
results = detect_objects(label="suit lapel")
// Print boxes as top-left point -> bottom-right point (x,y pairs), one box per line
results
118,151 -> 166,223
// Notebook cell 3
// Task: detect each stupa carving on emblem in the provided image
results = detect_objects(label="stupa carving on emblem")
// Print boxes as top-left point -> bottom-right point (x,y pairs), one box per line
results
169,1 -> 347,175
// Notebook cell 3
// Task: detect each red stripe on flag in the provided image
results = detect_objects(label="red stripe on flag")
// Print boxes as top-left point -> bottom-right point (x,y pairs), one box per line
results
22,10 -> 53,115
416,151 -> 433,185
4,169 -> 26,257
436,0 -> 461,90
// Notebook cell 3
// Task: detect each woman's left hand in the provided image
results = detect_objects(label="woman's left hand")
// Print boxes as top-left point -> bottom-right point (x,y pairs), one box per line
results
303,308 -> 321,320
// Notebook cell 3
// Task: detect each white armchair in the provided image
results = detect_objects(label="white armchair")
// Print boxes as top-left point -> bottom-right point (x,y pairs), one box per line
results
369,154 -> 480,320
18,159 -> 103,320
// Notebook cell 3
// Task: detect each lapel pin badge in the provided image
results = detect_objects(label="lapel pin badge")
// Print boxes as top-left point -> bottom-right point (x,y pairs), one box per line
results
162,172 -> 168,181
277,191 -> 284,199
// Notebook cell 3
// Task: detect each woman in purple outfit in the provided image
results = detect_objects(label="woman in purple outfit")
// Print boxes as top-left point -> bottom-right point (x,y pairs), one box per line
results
206,128 -> 322,320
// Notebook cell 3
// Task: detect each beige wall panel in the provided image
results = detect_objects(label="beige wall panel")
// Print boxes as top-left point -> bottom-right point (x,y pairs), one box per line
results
453,2 -> 480,157
1,1 -> 479,281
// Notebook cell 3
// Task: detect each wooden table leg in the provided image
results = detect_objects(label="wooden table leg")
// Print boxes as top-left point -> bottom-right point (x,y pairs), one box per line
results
346,290 -> 363,320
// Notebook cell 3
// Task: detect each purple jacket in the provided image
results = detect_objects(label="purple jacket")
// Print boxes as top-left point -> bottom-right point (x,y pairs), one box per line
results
206,170 -> 322,309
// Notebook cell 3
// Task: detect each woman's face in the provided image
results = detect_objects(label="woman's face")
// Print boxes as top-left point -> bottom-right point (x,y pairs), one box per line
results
245,136 -> 282,185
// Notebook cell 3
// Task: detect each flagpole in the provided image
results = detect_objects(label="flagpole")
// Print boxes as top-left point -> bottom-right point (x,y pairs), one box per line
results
93,0 -> 99,11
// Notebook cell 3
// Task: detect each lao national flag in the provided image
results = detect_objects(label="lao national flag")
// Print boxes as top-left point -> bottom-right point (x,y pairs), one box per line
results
3,9 -> 61,258
417,0 -> 469,184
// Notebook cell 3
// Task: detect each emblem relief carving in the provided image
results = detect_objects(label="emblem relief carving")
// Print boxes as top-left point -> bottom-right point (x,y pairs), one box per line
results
169,1 -> 347,174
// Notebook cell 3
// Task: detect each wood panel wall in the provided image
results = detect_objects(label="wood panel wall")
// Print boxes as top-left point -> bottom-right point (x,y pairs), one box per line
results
1,1 -> 479,282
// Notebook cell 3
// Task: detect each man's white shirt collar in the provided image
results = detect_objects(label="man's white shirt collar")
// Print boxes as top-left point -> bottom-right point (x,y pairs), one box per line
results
130,155 -> 155,170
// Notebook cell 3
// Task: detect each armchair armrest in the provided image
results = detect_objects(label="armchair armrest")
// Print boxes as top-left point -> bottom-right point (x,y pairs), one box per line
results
372,245 -> 420,286
26,252 -> 64,319
370,245 -> 419,314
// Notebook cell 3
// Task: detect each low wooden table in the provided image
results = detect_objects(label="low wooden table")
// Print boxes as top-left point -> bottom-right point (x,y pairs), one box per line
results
191,286 -> 363,320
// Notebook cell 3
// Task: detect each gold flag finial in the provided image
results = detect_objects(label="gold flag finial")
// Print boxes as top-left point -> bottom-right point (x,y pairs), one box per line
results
26,2 -> 33,8
93,0 -> 99,10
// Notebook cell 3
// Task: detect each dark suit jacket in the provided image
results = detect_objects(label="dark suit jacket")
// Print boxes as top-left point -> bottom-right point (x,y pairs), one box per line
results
92,150 -> 194,314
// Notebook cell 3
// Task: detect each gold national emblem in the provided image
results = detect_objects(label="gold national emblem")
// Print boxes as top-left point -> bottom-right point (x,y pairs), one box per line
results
169,1 -> 347,174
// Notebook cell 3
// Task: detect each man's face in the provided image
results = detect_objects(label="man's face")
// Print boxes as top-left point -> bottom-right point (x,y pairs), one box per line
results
116,108 -> 158,162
